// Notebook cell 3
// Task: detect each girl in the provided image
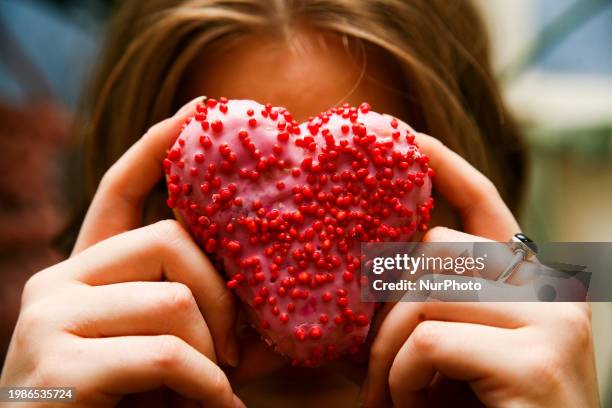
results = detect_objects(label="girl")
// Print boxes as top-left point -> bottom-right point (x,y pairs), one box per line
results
1,1 -> 599,406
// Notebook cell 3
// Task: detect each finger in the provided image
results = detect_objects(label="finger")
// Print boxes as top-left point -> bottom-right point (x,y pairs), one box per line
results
383,115 -> 519,240
388,321 -> 517,408
362,301 -> 532,408
60,220 -> 237,367
420,226 -> 540,284
83,335 -> 242,408
414,133 -> 519,240
73,96 -> 205,254
66,282 -> 216,363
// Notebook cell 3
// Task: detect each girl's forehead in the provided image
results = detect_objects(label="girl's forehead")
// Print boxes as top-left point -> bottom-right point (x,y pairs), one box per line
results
177,28 -> 409,121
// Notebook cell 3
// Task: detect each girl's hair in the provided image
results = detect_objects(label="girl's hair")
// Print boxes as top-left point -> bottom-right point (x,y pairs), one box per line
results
66,0 -> 527,247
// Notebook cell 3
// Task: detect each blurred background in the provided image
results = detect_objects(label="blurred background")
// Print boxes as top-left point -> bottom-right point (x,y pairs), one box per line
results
476,1 -> 612,404
0,0 -> 610,404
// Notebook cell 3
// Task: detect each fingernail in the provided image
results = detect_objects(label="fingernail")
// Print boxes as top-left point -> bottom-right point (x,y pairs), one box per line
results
233,394 -> 246,408
224,336 -> 240,367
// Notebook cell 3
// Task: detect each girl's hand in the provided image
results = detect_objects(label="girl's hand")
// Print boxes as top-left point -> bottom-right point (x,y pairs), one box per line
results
0,99 -> 245,408
361,133 -> 599,407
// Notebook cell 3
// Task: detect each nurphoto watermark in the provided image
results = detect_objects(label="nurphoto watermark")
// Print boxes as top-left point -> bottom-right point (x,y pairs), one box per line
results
361,242 -> 610,302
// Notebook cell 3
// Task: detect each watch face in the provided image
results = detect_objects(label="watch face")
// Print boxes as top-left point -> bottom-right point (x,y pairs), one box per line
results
514,233 -> 538,254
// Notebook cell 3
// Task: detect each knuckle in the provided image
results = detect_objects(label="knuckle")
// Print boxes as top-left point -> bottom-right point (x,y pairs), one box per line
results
21,272 -> 46,305
207,364 -> 234,406
208,367 -> 233,403
559,304 -> 591,327
22,262 -> 72,305
410,321 -> 440,354
162,282 -> 196,314
149,219 -> 187,253
558,305 -> 592,347
152,335 -> 184,370
153,219 -> 184,238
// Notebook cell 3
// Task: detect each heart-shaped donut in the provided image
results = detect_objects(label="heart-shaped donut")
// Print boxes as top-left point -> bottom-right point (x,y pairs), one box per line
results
164,98 -> 434,366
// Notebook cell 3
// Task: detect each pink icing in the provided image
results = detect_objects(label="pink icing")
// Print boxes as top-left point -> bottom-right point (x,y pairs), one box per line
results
164,99 -> 433,366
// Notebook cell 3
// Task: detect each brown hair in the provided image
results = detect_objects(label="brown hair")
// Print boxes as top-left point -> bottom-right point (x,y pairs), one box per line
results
64,0 -> 527,249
